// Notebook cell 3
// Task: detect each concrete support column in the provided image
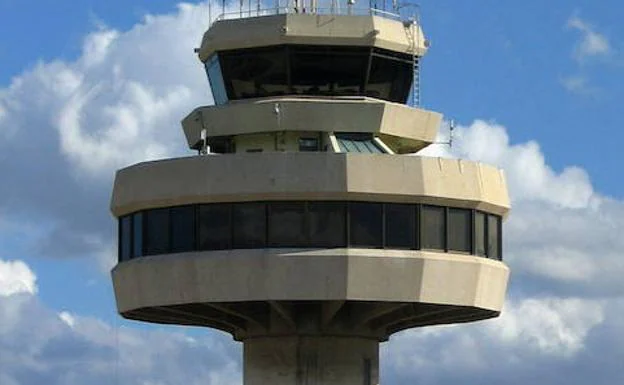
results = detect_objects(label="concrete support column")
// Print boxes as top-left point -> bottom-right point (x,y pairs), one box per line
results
243,336 -> 379,385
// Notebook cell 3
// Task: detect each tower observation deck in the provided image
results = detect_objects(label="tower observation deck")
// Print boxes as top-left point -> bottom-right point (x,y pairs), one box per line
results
110,2 -> 510,384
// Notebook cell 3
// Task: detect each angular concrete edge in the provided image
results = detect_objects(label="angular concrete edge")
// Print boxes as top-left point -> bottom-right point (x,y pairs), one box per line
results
112,248 -> 509,314
110,153 -> 510,217
181,98 -> 441,153
199,14 -> 427,62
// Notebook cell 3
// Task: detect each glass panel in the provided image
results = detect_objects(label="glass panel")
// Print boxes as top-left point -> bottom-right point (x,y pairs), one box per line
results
269,202 -> 306,247
290,46 -> 367,96
349,202 -> 382,247
132,212 -> 143,258
448,208 -> 471,253
475,212 -> 486,256
309,202 -> 346,247
220,47 -> 288,100
119,216 -> 131,262
488,215 -> 501,260
335,133 -> 383,153
385,203 -> 415,249
205,54 -> 228,105
199,204 -> 231,250
145,208 -> 170,256
366,52 -> 413,103
232,203 -> 266,248
299,137 -> 319,152
170,206 -> 195,253
421,205 -> 445,250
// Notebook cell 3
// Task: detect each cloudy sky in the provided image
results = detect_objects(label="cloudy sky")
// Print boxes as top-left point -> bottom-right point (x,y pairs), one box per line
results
0,0 -> 622,384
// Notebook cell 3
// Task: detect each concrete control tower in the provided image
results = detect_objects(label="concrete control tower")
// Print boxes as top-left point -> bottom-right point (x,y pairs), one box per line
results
111,2 -> 510,384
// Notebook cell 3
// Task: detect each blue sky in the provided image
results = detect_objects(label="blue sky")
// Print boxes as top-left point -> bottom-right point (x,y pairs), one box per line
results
0,1 -> 623,384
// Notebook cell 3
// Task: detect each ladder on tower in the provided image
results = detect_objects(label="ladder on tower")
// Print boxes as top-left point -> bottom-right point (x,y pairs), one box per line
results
403,16 -> 421,107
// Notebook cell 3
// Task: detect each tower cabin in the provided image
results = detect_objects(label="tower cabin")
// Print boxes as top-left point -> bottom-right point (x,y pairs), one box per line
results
110,3 -> 511,385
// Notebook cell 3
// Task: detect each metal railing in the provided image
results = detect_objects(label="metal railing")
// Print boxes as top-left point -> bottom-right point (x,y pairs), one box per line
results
208,0 -> 420,24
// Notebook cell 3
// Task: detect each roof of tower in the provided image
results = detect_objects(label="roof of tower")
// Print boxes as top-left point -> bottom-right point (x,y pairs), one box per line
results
197,12 -> 428,62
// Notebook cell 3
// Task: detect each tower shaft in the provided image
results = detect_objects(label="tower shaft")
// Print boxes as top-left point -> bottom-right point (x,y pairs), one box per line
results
245,337 -> 378,385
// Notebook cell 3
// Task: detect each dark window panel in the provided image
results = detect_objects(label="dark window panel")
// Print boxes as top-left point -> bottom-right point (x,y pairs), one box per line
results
421,205 -> 445,250
290,46 -> 368,96
232,203 -> 266,248
487,215 -> 501,260
349,202 -> 382,247
366,54 -> 413,103
199,204 -> 231,250
299,137 -> 319,152
205,54 -> 228,105
269,202 -> 307,247
309,202 -> 346,247
132,212 -> 143,258
475,212 -> 486,257
448,208 -> 471,253
385,203 -> 415,249
220,47 -> 288,100
119,216 -> 131,262
170,206 -> 196,253
144,208 -> 170,256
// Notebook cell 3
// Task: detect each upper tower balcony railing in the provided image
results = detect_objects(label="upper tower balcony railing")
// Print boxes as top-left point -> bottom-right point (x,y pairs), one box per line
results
208,0 -> 421,25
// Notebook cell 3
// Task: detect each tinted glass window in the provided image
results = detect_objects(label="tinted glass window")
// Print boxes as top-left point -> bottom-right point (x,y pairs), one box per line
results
366,52 -> 413,103
132,212 -> 143,258
309,202 -> 346,247
199,204 -> 231,250
349,202 -> 382,247
385,203 -> 415,249
205,54 -> 228,105
475,211 -> 486,256
170,206 -> 195,253
335,133 -> 384,153
269,202 -> 306,247
220,47 -> 288,100
232,203 -> 266,248
421,205 -> 445,250
299,137 -> 319,152
290,46 -> 367,96
448,208 -> 471,253
488,215 -> 501,260
145,208 -> 170,256
119,216 -> 131,261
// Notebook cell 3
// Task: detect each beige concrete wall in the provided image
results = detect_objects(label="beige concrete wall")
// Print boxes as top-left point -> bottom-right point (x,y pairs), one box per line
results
182,97 -> 441,153
244,336 -> 379,385
112,248 -> 509,314
199,14 -> 427,62
110,153 -> 509,217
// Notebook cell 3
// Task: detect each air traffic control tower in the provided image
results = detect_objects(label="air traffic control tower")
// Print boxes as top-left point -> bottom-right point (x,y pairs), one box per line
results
111,2 -> 510,384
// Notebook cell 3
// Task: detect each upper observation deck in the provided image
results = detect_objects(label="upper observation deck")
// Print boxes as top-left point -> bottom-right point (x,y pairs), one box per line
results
198,1 -> 427,105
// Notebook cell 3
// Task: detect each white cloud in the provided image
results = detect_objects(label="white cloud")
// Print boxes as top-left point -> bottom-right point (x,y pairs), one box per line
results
58,311 -> 77,328
560,75 -> 600,96
0,291 -> 242,385
491,297 -> 604,356
567,15 -> 611,61
0,2 -> 218,267
383,296 -> 610,385
421,120 -> 594,209
0,259 -> 37,296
